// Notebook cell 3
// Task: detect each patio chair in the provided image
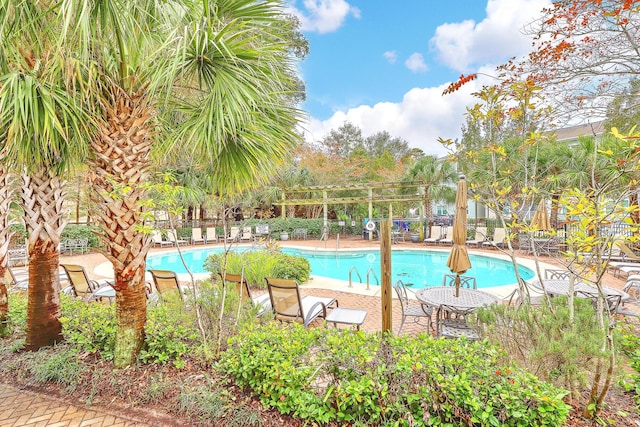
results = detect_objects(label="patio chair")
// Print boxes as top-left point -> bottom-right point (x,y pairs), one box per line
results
148,269 -> 184,302
60,264 -> 114,302
482,227 -> 507,249
240,226 -> 253,242
226,226 -> 240,243
265,277 -> 338,327
544,269 -> 573,280
424,226 -> 443,245
624,276 -> 640,303
393,280 -> 433,333
436,304 -> 480,340
615,241 -> 640,262
166,229 -> 188,246
8,247 -> 27,266
7,266 -> 70,292
150,230 -> 174,247
466,227 -> 487,247
438,226 -> 454,246
441,274 -> 477,289
220,273 -> 271,316
191,228 -> 206,245
205,227 -> 218,244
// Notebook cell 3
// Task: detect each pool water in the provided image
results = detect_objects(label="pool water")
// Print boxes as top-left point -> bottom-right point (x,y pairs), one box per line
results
146,247 -> 534,289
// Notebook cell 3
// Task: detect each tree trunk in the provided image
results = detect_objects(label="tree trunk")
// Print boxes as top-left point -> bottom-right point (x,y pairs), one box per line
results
88,85 -> 156,367
0,167 -> 12,335
630,186 -> 639,239
22,171 -> 65,349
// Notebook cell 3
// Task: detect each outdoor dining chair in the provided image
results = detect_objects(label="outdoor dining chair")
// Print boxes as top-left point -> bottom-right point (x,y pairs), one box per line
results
265,277 -> 338,327
441,274 -> 477,289
436,304 -> 480,340
220,273 -> 271,316
393,280 -> 433,333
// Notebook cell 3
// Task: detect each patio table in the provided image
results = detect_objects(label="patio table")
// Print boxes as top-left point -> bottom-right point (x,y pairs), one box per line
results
415,286 -> 499,310
529,279 -> 629,302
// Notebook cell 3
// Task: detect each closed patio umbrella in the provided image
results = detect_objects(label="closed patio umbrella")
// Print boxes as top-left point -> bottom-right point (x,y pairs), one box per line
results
531,199 -> 551,231
446,175 -> 472,297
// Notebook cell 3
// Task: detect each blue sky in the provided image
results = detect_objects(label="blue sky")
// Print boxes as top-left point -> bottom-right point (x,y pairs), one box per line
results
287,0 -> 552,156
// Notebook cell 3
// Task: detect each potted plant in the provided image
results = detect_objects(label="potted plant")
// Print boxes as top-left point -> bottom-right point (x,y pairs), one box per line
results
409,222 -> 422,243
280,231 -> 289,241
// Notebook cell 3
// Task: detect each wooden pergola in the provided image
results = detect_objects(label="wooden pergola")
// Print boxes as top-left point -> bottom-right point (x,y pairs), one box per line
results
278,181 -> 427,227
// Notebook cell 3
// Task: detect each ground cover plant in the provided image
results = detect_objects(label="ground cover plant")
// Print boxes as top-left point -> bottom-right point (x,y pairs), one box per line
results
1,289 -> 639,425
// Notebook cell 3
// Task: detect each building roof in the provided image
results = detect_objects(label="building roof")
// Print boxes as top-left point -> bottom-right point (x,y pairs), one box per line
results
553,121 -> 605,142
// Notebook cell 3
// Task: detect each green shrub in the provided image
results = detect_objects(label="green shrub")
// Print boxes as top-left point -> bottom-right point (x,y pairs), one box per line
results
140,299 -> 200,368
618,325 -> 640,407
62,224 -> 102,248
60,296 -> 117,360
219,323 -> 570,426
1,292 -> 28,338
204,250 -> 310,288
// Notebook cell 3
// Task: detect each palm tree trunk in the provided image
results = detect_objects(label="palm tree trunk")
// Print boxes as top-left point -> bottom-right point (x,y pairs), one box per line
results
0,167 -> 13,335
88,85 -> 155,367
22,171 -> 65,349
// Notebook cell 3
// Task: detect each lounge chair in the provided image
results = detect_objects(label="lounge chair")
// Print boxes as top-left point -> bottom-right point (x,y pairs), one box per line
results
7,266 -> 70,292
424,226 -> 443,245
191,228 -> 206,245
393,280 -> 433,333
60,264 -> 114,302
226,226 -> 240,243
240,226 -> 253,242
438,226 -> 454,245
482,227 -> 507,249
205,227 -> 218,244
265,277 -> 338,327
615,241 -> 640,262
254,224 -> 270,240
166,229 -> 188,246
220,273 -> 271,316
148,269 -> 184,302
441,274 -> 477,289
466,227 -> 487,247
150,230 -> 174,247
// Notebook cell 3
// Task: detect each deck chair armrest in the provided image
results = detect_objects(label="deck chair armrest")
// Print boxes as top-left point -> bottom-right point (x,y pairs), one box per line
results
303,301 -> 327,327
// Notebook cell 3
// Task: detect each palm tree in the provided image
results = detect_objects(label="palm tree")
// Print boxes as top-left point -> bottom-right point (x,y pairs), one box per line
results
0,167 -> 13,335
402,156 -> 457,237
59,0 -> 303,366
0,1 -> 91,349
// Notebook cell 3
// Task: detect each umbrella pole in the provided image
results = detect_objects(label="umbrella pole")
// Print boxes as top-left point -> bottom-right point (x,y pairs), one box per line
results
455,274 -> 460,297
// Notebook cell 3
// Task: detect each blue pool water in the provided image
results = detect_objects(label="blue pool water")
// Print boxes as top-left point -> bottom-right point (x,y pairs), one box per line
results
146,247 -> 534,289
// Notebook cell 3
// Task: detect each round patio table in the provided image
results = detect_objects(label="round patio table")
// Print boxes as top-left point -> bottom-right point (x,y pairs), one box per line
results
415,286 -> 499,310
530,279 -> 630,302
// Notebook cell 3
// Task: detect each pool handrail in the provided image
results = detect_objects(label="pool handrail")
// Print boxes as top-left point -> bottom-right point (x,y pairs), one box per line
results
349,266 -> 362,288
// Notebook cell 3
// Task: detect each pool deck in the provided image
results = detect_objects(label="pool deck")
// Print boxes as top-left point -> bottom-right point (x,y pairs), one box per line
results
58,235 -> 636,335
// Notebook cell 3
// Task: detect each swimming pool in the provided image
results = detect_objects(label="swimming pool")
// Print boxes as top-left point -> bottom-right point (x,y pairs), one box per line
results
146,247 -> 534,289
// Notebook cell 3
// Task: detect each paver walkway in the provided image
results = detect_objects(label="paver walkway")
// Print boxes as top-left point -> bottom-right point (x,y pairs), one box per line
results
0,384 -> 152,427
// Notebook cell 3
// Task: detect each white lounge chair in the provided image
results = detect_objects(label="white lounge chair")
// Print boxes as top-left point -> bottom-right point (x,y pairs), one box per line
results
205,227 -> 218,244
150,230 -> 174,247
166,230 -> 188,246
240,226 -> 253,242
191,228 -> 206,245
226,226 -> 240,243
482,228 -> 507,249
424,226 -> 443,245
466,227 -> 487,247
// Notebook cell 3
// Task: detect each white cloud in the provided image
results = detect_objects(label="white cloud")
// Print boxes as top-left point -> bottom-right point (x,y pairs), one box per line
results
383,50 -> 397,64
302,76 -> 492,157
405,53 -> 428,73
288,0 -> 360,34
430,0 -> 550,71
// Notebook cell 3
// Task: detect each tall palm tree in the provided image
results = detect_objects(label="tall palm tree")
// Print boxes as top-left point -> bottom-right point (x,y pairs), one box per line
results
0,167 -> 13,335
402,156 -> 457,236
59,0 -> 303,366
0,1 -> 91,349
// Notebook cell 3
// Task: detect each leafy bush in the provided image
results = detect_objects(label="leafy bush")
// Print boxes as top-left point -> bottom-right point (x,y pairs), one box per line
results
204,250 -> 310,288
140,299 -> 201,368
219,323 -> 571,426
60,296 -> 117,360
62,224 -> 102,248
618,325 -> 640,407
2,292 -> 28,338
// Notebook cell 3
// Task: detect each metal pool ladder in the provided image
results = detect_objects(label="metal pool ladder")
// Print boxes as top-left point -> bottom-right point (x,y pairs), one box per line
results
348,266 -> 362,288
